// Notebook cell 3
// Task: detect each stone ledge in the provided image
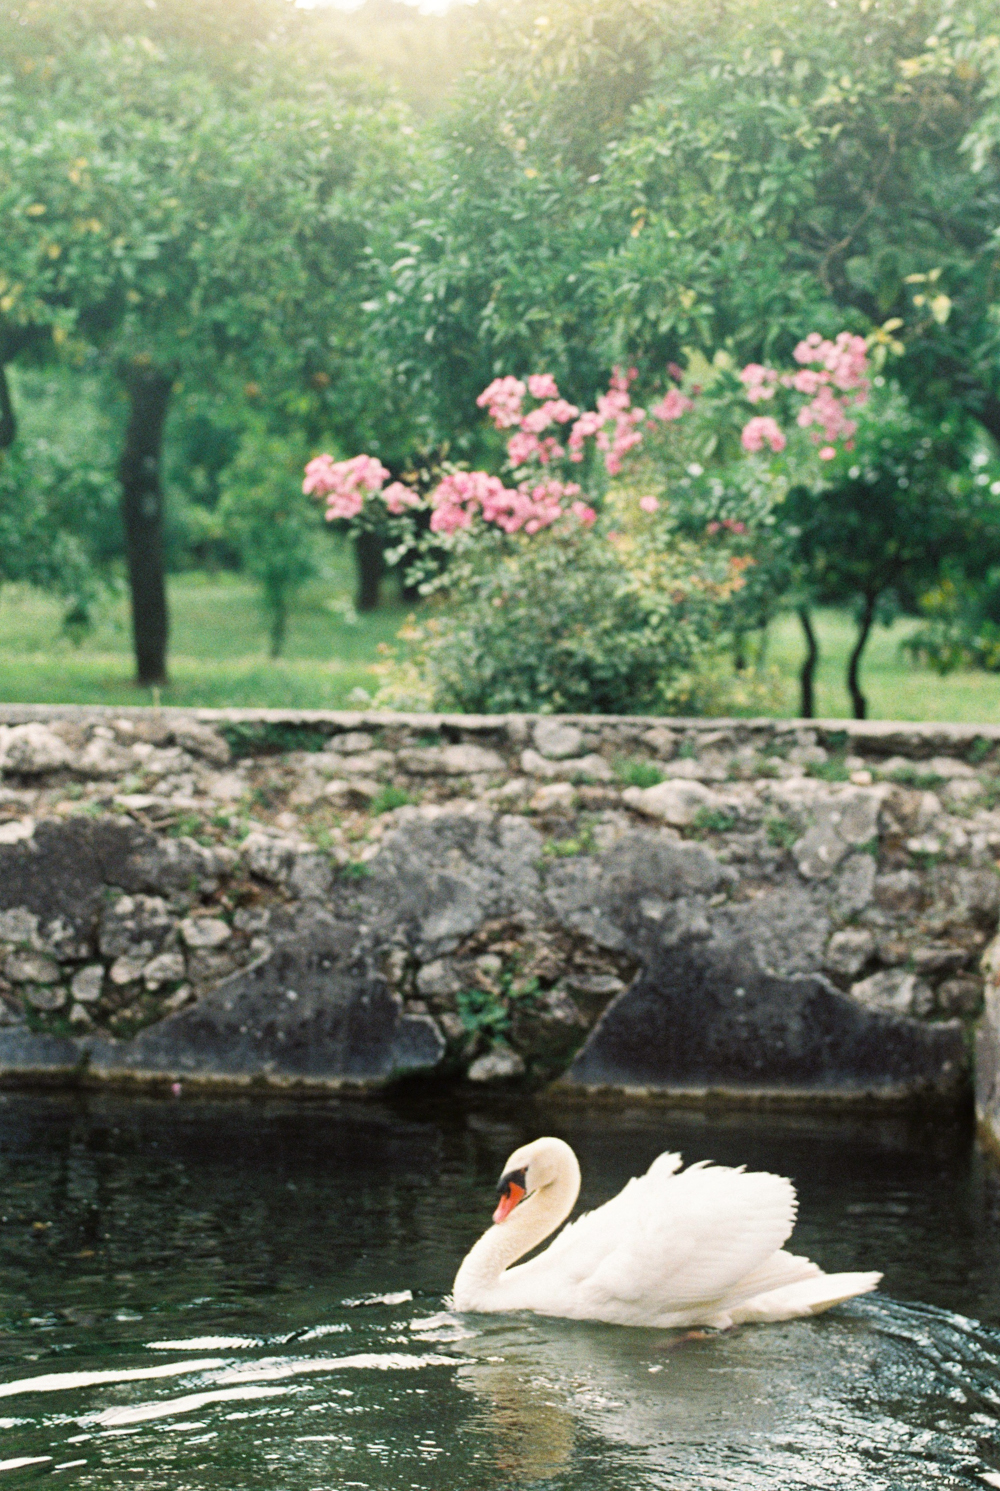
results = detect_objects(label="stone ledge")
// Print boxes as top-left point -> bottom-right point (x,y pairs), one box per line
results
2,703 -> 1000,753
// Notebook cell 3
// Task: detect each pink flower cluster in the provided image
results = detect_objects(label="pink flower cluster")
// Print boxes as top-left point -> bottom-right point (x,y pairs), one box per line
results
429,471 -> 589,536
480,374 -> 581,468
740,416 -> 787,454
479,366 -> 703,479
305,332 -> 869,550
303,453 -> 421,521
739,364 -> 779,403
480,367 -> 669,477
589,368 -> 647,476
738,331 -> 869,457
476,377 -> 527,428
648,388 -> 694,422
794,331 -> 868,390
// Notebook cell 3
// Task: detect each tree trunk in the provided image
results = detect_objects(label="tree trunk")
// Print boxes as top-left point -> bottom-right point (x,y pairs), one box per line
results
354,528 -> 384,612
267,586 -> 287,659
0,362 -> 16,450
797,607 -> 818,718
847,592 -> 878,721
732,624 -> 747,672
118,363 -> 171,686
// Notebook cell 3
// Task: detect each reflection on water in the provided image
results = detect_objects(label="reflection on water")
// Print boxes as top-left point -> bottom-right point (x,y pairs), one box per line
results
0,1091 -> 994,1488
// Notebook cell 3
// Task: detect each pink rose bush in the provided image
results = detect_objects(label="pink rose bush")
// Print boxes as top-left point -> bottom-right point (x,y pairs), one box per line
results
304,330 -> 869,552
738,331 -> 869,456
304,365 -> 690,547
302,453 -> 421,523
428,472 -> 583,537
740,416 -> 787,454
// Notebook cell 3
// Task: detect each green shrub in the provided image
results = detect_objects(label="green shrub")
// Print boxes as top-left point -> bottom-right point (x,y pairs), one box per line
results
380,520 -> 728,715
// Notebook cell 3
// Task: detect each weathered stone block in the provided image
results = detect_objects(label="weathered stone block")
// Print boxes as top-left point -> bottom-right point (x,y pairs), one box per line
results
521,749 -> 613,782
400,744 -> 505,776
977,934 -> 1000,1153
85,907 -> 445,1086
824,928 -> 875,978
530,783 -> 577,813
0,723 -> 72,774
532,720 -> 583,759
620,778 -> 724,826
850,969 -> 934,1018
468,1046 -> 525,1082
566,939 -> 966,1103
792,786 -> 886,880
179,917 -> 231,950
5,951 -> 60,986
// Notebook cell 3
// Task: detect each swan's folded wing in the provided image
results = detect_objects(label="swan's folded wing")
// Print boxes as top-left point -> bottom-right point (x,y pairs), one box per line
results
512,1154 -> 684,1287
581,1163 -> 799,1311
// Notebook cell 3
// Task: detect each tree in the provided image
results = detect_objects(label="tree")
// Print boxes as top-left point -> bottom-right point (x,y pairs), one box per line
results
785,385 -> 983,718
0,437 -> 119,623
591,0 -> 1000,441
0,0 -> 417,681
375,0 -> 1000,462
218,430 -> 320,657
361,0 -> 655,459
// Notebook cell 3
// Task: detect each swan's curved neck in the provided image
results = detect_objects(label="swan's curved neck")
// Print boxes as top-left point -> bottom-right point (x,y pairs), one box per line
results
453,1153 -> 580,1308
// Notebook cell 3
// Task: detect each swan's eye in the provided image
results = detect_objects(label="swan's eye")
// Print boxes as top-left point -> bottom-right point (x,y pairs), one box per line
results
493,1167 -> 527,1224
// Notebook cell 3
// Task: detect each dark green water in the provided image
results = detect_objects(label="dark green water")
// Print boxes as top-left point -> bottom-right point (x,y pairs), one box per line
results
0,1092 -> 996,1490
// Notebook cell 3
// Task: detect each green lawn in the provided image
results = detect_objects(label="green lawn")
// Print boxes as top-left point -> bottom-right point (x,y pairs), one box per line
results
767,609 -> 1000,723
0,564 -> 408,710
1,571 -> 999,721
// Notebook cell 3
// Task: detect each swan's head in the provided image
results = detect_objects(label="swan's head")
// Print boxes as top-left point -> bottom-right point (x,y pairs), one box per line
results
493,1136 -> 579,1225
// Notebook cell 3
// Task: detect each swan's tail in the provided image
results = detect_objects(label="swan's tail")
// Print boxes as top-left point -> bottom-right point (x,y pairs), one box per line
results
730,1270 -> 882,1324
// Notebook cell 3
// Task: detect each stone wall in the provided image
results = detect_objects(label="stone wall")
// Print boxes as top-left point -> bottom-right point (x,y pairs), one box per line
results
0,705 -> 996,1131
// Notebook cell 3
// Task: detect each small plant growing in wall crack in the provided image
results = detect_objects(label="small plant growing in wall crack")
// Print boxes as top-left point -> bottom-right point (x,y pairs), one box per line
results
455,965 -> 543,1044
766,816 -> 799,851
806,756 -> 850,783
968,736 -> 993,766
170,813 -> 208,842
888,765 -> 944,790
614,759 -> 664,789
370,786 -> 413,815
690,807 -> 736,837
541,823 -> 596,859
456,987 -> 510,1040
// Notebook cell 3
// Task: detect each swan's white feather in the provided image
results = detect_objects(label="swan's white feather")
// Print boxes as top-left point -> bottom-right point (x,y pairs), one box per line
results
457,1143 -> 881,1328
731,1270 -> 882,1323
506,1158 -> 799,1323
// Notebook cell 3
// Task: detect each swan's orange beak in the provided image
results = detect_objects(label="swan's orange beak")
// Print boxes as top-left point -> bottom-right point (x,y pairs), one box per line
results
493,1166 -> 527,1224
493,1181 -> 525,1224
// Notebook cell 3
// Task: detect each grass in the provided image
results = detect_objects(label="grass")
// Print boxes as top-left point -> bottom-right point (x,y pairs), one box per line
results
0,556 -> 407,710
2,569 -> 1000,722
766,609 -> 1000,723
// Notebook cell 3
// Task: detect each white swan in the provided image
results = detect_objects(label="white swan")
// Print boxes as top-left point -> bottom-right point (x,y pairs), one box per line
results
453,1136 -> 881,1329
